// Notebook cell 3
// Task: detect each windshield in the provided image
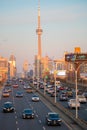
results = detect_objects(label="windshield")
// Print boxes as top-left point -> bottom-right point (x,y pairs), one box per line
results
24,109 -> 32,113
49,113 -> 59,118
4,103 -> 12,107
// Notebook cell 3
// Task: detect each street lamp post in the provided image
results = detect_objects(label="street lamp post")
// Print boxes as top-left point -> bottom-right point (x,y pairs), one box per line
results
54,74 -> 57,103
75,70 -> 78,119
33,63 -> 35,85
74,62 -> 86,119
44,78 -> 46,95
54,62 -> 57,103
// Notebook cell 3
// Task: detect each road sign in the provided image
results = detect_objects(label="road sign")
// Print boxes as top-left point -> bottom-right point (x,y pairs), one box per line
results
65,53 -> 87,62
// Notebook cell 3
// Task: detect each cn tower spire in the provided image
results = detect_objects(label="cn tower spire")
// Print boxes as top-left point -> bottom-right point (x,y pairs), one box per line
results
36,0 -> 43,59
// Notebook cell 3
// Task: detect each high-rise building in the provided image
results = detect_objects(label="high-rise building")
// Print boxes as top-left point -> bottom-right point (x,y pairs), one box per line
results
0,56 -> 8,82
23,60 -> 29,78
9,54 -> 16,78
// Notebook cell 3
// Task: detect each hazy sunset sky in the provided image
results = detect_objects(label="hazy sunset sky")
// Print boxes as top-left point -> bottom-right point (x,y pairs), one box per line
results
0,0 -> 87,72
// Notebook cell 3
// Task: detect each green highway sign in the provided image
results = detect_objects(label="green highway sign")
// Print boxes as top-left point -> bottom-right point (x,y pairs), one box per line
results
65,53 -> 87,62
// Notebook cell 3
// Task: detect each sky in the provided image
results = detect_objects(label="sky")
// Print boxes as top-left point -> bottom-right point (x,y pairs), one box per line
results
0,0 -> 87,72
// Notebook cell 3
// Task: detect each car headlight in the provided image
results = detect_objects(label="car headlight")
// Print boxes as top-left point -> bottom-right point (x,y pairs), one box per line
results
58,119 -> 62,122
48,119 -> 51,122
3,108 -> 6,109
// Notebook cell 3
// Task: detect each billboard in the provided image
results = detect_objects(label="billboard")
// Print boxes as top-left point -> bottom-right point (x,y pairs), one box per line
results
65,53 -> 87,62
57,70 -> 66,76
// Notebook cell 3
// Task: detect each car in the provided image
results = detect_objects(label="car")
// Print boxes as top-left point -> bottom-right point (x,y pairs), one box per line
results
46,112 -> 62,126
59,86 -> 65,90
66,90 -> 73,97
2,91 -> 10,97
26,87 -> 33,93
68,99 -> 80,109
13,84 -> 18,88
16,91 -> 23,97
24,85 -> 30,89
47,88 -> 54,94
59,94 -> 68,101
22,108 -> 34,119
3,101 -> 15,113
33,81 -> 37,85
32,95 -> 40,101
77,95 -> 86,103
39,84 -> 44,89
82,92 -> 87,98
50,92 -> 58,97
5,87 -> 12,92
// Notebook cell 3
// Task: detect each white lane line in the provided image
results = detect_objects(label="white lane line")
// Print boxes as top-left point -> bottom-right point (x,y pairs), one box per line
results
17,128 -> 19,130
36,114 -> 38,118
39,120 -> 42,123
15,111 -> 16,114
43,126 -> 46,130
16,121 -> 18,124
15,116 -> 17,119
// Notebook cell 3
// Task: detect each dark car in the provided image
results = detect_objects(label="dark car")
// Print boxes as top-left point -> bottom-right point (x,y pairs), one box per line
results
46,112 -> 62,126
3,101 -> 15,113
59,94 -> 68,101
16,91 -> 23,97
82,92 -> 87,98
22,108 -> 34,119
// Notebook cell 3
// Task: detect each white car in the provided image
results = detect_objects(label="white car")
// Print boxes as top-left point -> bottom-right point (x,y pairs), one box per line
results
77,95 -> 87,103
32,95 -> 40,102
68,99 -> 80,109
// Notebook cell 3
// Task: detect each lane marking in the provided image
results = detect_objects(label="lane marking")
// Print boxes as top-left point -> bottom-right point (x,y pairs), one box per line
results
36,114 -> 38,118
15,116 -> 17,119
43,126 -> 46,130
39,120 -> 41,123
16,121 -> 18,124
15,111 -> 16,114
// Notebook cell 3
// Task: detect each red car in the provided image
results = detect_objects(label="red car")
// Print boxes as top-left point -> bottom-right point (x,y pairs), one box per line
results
13,84 -> 18,88
59,86 -> 65,90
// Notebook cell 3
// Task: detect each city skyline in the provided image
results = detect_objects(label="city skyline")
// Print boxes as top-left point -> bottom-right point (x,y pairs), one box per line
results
0,0 -> 87,72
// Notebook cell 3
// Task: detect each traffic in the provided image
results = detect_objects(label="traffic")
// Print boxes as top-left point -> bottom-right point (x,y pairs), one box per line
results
0,79 -> 72,130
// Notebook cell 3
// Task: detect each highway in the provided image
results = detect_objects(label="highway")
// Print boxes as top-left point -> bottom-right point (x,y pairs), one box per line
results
0,81 -> 70,130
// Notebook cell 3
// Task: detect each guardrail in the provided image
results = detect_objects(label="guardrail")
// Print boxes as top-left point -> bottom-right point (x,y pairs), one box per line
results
31,84 -> 87,130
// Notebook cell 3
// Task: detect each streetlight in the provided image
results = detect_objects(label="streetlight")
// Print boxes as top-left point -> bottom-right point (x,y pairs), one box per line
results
54,70 -> 57,103
44,78 -> 46,95
73,62 -> 86,119
75,70 -> 78,119
37,56 -> 40,89
53,62 -> 57,103
32,63 -> 35,85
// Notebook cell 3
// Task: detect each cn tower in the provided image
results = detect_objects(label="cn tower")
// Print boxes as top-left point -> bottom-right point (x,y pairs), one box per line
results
36,0 -> 43,59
